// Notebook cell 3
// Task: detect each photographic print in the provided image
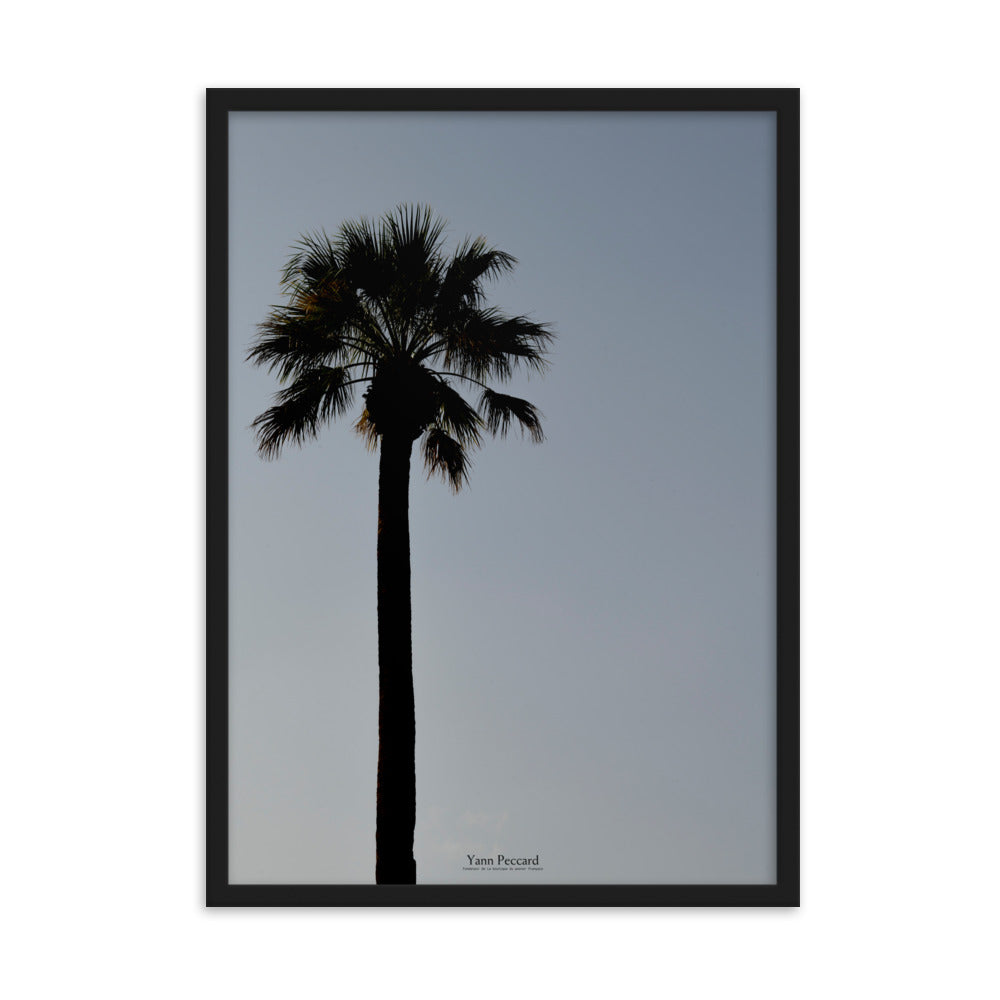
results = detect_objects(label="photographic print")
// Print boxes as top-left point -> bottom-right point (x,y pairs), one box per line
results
207,89 -> 799,905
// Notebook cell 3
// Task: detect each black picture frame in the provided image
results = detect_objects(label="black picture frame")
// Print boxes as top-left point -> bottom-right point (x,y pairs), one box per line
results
207,87 -> 799,906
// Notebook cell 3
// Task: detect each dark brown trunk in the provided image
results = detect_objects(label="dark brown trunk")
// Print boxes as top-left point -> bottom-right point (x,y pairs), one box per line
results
374,432 -> 417,884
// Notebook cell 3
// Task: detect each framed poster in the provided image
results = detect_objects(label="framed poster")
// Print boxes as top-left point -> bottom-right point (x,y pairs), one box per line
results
207,88 -> 799,906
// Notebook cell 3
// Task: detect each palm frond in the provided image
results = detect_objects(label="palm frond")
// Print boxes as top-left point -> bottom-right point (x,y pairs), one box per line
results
265,228 -> 401,363
353,408 -> 380,452
434,309 -> 553,381
251,366 -> 365,459
436,237 -> 516,310
248,308 -> 356,380
334,216 -> 390,301
433,378 -> 483,448
478,388 -> 545,443
280,230 -> 339,292
383,205 -> 447,267
422,426 -> 470,492
382,205 -> 449,333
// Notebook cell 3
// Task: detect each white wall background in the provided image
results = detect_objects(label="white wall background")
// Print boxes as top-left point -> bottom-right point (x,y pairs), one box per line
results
2,2 -> 997,997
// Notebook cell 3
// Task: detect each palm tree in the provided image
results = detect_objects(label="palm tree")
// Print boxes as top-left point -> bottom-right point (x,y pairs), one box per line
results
247,205 -> 553,884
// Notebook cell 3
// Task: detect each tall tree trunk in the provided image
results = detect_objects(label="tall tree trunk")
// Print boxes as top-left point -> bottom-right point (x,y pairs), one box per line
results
375,432 -> 417,884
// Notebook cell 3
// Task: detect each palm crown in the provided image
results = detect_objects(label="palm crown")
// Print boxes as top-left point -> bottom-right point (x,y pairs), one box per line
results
248,205 -> 553,487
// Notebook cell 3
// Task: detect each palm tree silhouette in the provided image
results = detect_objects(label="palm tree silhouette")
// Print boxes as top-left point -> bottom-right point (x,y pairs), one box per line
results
247,205 -> 553,884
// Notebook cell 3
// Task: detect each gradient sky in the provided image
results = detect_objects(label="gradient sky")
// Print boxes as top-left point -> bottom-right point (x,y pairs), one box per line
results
227,110 -> 776,884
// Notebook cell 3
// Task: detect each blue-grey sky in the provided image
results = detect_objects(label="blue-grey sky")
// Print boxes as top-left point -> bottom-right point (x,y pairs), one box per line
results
228,111 -> 776,884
